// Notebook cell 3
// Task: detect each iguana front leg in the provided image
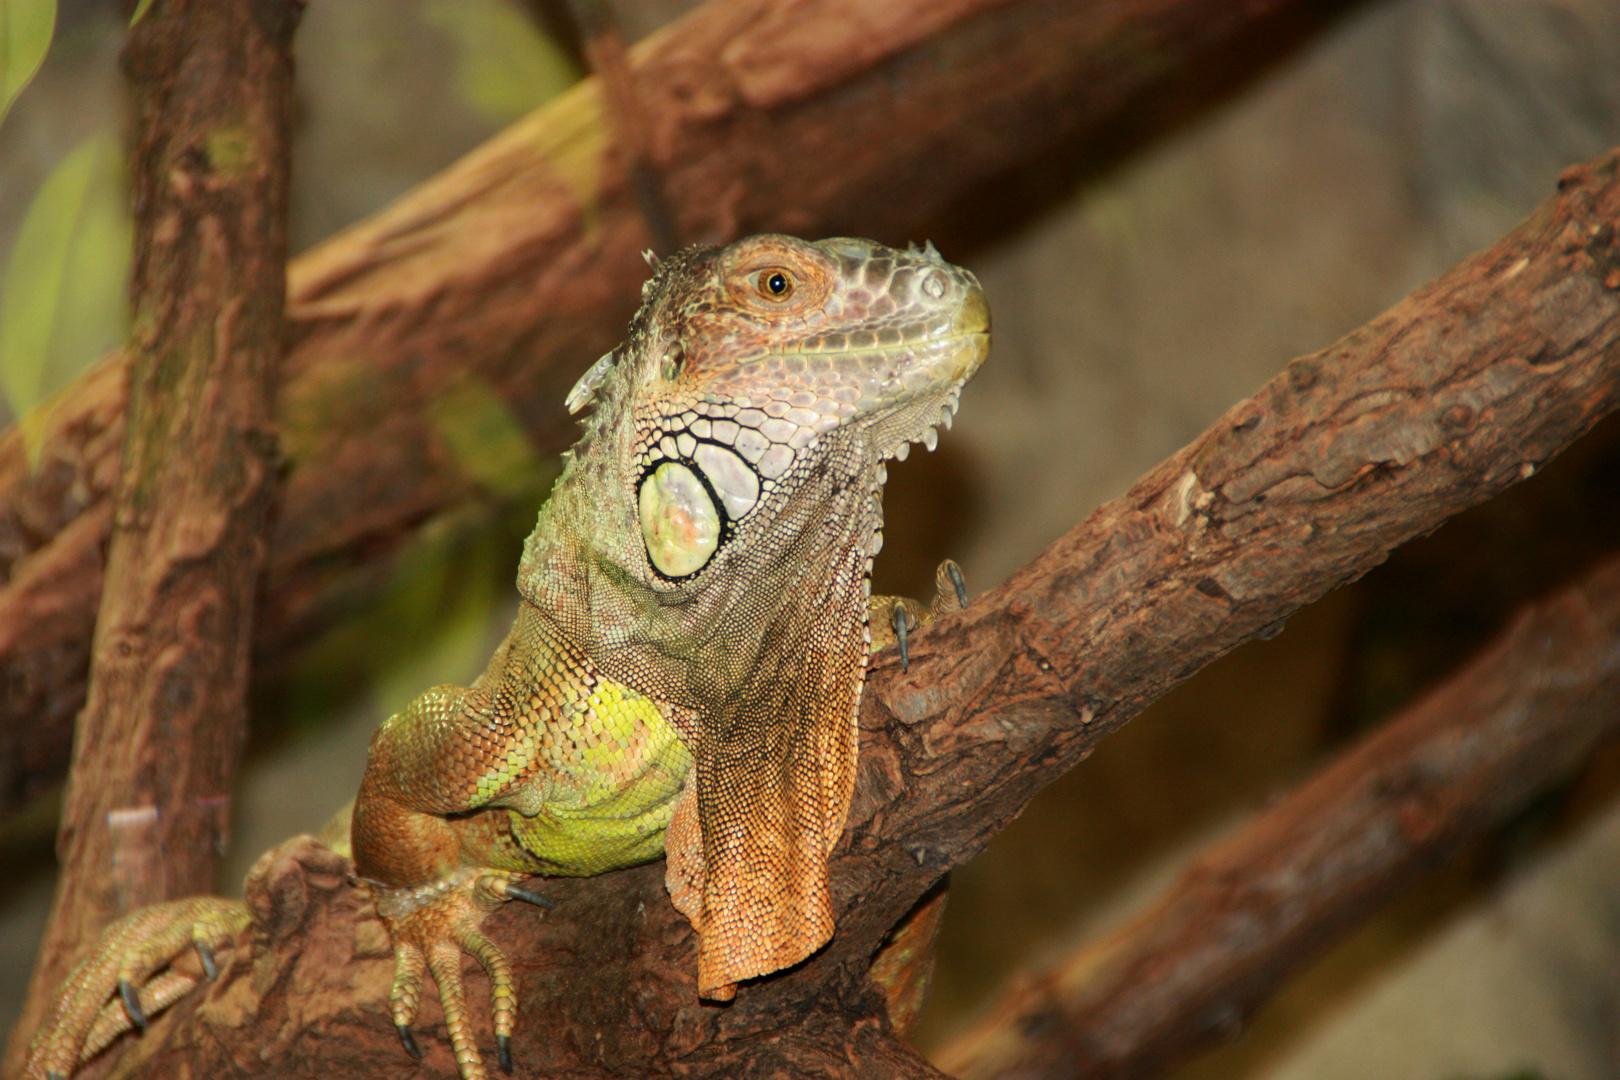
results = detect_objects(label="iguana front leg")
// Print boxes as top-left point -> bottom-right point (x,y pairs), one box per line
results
350,600 -> 691,1080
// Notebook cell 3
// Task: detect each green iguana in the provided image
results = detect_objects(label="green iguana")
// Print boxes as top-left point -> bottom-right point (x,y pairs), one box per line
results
26,234 -> 989,1080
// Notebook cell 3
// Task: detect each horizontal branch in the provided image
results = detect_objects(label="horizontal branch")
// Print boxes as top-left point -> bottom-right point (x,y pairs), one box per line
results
85,149 -> 1620,1080
935,548 -> 1620,1080
0,0 -> 1322,812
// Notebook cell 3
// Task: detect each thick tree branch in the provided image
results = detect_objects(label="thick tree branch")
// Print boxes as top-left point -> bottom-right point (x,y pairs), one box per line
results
75,149 -> 1620,1080
935,548 -> 1620,1080
7,0 -> 301,1071
0,0 -> 1330,812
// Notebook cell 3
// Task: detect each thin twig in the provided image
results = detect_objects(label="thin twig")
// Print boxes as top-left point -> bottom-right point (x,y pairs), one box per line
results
564,0 -> 680,254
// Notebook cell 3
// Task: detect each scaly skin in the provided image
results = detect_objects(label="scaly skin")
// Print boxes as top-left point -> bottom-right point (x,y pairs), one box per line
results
27,235 -> 989,1080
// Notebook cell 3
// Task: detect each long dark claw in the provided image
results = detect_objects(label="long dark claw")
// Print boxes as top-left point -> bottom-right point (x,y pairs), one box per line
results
499,1033 -> 514,1074
892,603 -> 911,672
197,940 -> 219,980
948,561 -> 968,609
396,1023 -> 423,1060
505,883 -> 556,909
118,979 -> 148,1032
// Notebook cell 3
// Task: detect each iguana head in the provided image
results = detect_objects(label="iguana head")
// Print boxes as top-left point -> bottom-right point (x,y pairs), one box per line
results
555,234 -> 987,584
526,234 -> 988,995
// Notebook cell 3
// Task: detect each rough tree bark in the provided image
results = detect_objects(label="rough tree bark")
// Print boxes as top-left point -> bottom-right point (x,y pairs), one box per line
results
936,548 -> 1620,1080
0,0 -> 1335,813
56,148 -> 1620,1080
8,0 -> 301,1070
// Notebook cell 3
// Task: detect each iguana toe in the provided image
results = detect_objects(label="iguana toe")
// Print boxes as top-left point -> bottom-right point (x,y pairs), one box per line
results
892,601 -> 920,671
81,969 -> 197,1062
869,596 -> 921,649
870,558 -> 969,669
24,896 -> 248,1080
195,939 -> 218,980
502,883 -> 555,909
377,869 -> 538,1080
937,558 -> 969,614
116,980 -> 146,1032
396,1020 -> 424,1060
387,936 -> 428,1052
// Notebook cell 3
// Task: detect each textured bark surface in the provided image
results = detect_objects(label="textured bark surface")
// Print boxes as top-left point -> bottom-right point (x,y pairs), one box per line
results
8,0 -> 301,1069
70,149 -> 1620,1080
935,550 -> 1620,1080
0,0 -> 1326,813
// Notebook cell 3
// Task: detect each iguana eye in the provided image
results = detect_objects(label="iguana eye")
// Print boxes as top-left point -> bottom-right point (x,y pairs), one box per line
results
756,269 -> 793,300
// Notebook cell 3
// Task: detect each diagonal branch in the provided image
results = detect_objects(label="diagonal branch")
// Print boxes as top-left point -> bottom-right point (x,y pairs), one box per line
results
718,143 -> 1620,1037
72,148 -> 1620,1080
0,0 -> 1335,813
936,548 -> 1620,1080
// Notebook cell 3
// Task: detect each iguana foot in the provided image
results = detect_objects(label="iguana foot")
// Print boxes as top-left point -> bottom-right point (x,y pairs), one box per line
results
870,559 -> 969,671
24,896 -> 249,1080
375,869 -> 552,1080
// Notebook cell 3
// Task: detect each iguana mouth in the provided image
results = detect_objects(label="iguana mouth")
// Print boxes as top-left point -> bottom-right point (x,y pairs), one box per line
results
873,281 -> 989,462
837,286 -> 988,463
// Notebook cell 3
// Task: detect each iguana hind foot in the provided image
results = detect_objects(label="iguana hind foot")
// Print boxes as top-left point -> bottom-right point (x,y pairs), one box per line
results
23,897 -> 248,1080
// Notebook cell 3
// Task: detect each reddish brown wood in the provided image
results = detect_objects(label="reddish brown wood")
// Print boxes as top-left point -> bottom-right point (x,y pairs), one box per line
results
61,149 -> 1620,1080
935,549 -> 1620,1080
7,0 -> 301,1071
0,0 -> 1324,813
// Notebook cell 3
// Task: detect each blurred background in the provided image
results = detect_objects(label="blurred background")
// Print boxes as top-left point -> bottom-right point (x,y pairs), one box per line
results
2,1 -> 1620,1078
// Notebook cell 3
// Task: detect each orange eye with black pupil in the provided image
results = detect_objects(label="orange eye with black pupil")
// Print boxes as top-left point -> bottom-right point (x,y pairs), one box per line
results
758,269 -> 793,299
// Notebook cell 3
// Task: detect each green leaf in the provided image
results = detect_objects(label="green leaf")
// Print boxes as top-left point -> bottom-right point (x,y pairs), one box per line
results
129,0 -> 156,27
421,0 -> 578,122
0,0 -> 55,129
0,132 -> 132,463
